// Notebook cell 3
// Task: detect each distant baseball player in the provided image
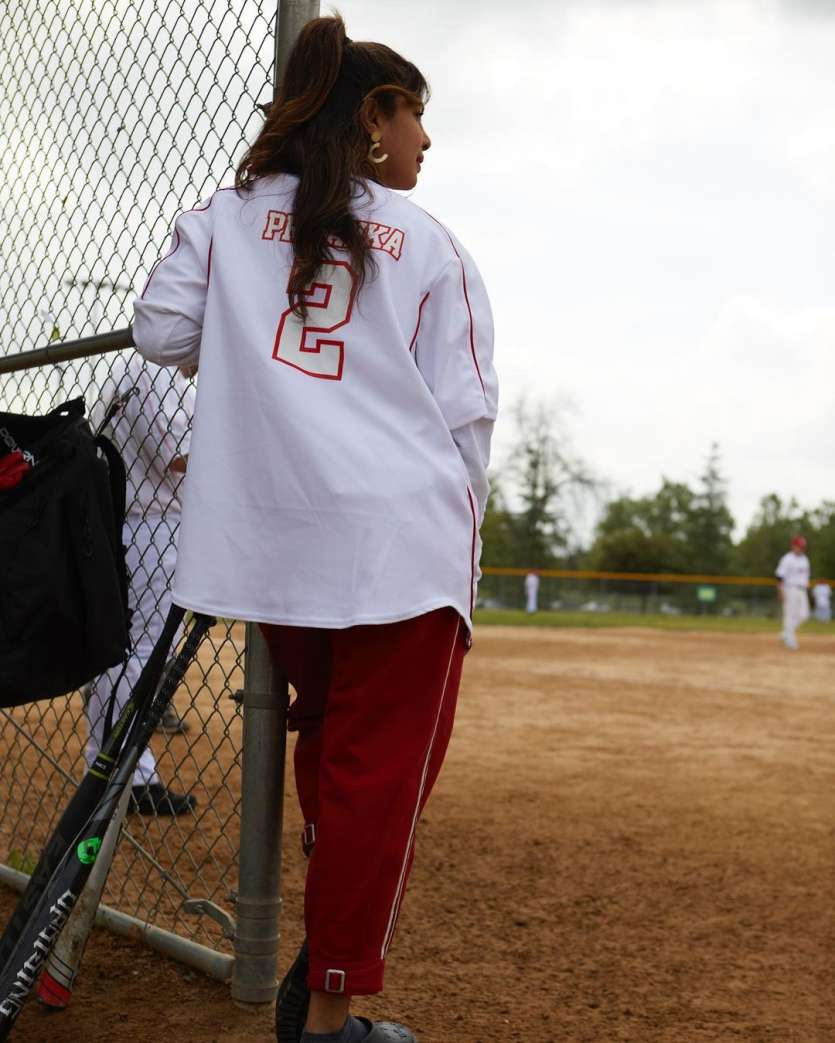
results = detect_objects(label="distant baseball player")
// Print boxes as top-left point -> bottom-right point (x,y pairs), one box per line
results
131,15 -> 497,1042
84,353 -> 197,815
812,580 -> 832,622
524,570 -> 540,613
775,535 -> 811,650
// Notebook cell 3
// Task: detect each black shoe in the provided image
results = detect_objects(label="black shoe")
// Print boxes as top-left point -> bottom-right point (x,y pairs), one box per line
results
129,783 -> 196,816
155,703 -> 191,735
276,939 -> 309,1043
361,1023 -> 419,1043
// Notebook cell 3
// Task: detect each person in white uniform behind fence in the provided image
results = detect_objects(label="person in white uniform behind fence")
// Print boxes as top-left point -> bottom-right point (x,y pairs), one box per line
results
84,353 -> 198,816
812,580 -> 832,622
524,570 -> 540,613
775,535 -> 810,650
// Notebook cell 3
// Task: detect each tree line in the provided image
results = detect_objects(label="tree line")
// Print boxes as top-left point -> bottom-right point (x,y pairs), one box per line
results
483,399 -> 835,579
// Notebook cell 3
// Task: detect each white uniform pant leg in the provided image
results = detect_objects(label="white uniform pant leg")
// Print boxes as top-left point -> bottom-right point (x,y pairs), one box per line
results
85,516 -> 179,786
525,591 -> 538,613
782,587 -> 809,647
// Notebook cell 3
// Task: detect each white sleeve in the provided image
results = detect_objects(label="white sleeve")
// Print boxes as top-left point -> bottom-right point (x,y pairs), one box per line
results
450,417 -> 493,526
775,554 -> 788,580
132,199 -> 213,368
413,242 -> 498,432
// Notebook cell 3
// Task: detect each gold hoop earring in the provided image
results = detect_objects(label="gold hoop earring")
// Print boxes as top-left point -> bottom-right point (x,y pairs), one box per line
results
367,131 -> 388,165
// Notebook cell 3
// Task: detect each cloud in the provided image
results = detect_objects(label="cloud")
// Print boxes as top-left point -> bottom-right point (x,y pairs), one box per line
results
493,291 -> 835,533
337,0 -> 835,532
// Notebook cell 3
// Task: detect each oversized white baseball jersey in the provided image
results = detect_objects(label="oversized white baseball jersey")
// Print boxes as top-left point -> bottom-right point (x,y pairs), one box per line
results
775,552 -> 810,589
133,175 -> 498,630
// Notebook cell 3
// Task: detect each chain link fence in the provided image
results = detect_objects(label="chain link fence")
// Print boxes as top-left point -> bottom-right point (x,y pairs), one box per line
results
0,0 -> 288,982
478,568 -> 793,618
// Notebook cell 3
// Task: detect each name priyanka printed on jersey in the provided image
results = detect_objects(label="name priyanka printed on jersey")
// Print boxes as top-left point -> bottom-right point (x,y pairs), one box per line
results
261,210 -> 406,261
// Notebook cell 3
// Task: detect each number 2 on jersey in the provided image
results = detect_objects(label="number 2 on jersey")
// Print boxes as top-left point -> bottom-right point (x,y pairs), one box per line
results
272,260 -> 358,380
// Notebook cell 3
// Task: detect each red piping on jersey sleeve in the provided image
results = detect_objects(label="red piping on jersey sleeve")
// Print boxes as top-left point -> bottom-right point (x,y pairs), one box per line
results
408,291 -> 431,354
141,229 -> 180,298
207,237 -> 213,286
466,486 -> 478,619
140,196 -> 215,299
422,211 -> 486,395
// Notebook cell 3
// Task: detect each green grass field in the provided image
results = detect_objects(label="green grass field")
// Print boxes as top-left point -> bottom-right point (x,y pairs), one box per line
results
473,608 -> 835,634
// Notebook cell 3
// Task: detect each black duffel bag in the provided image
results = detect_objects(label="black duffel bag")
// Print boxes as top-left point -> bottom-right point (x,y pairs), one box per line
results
0,397 -> 130,707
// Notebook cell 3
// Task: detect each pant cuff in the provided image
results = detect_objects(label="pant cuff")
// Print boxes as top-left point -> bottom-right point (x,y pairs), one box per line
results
307,956 -> 385,996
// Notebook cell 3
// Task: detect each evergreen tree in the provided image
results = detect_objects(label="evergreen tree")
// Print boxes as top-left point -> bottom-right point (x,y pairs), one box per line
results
504,396 -> 595,567
686,443 -> 735,574
733,494 -> 809,577
806,502 -> 835,579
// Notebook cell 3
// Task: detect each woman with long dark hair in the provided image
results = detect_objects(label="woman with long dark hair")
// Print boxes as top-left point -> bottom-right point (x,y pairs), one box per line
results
134,15 -> 497,1043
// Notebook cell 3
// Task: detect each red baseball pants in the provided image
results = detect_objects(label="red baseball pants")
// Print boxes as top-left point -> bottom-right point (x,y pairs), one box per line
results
260,607 -> 467,996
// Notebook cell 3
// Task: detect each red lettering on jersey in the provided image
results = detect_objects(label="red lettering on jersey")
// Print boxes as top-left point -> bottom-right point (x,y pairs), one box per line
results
262,210 -> 293,242
265,212 -> 404,260
358,221 -> 405,260
381,228 -> 404,261
363,222 -> 389,251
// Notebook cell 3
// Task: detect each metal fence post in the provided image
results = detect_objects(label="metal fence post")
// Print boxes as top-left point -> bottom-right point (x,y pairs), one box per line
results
231,624 -> 289,1004
275,0 -> 322,80
230,0 -> 321,1006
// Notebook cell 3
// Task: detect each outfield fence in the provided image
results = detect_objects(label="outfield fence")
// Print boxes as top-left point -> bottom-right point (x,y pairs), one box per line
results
0,0 -> 321,1008
479,567 -> 833,619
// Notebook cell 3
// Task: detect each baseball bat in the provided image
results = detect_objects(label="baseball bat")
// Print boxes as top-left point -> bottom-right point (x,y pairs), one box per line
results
36,650 -> 186,1007
0,608 -> 211,1038
34,784 -> 133,1009
0,605 -> 185,970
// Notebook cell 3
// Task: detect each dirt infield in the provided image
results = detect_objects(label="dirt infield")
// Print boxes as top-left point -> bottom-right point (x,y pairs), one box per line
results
3,625 -> 834,1042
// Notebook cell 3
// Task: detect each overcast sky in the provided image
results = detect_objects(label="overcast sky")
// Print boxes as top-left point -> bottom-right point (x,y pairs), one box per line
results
6,0 -> 831,537
339,0 -> 835,535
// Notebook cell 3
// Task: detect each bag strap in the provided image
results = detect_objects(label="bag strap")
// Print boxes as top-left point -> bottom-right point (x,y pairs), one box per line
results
95,433 -> 130,627
102,658 -> 130,744
95,387 -> 139,438
94,431 -> 133,741
94,434 -> 127,533
94,385 -> 141,739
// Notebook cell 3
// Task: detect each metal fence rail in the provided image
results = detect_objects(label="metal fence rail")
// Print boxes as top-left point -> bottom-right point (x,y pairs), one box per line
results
0,0 -> 320,1004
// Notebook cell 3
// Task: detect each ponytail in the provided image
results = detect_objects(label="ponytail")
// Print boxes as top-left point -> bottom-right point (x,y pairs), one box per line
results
273,16 -> 347,132
235,15 -> 428,315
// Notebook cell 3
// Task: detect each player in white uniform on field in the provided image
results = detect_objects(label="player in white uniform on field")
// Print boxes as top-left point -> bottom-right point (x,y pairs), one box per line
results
524,571 -> 540,613
133,16 -> 497,1043
812,580 -> 832,622
84,353 -> 197,815
775,535 -> 810,650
